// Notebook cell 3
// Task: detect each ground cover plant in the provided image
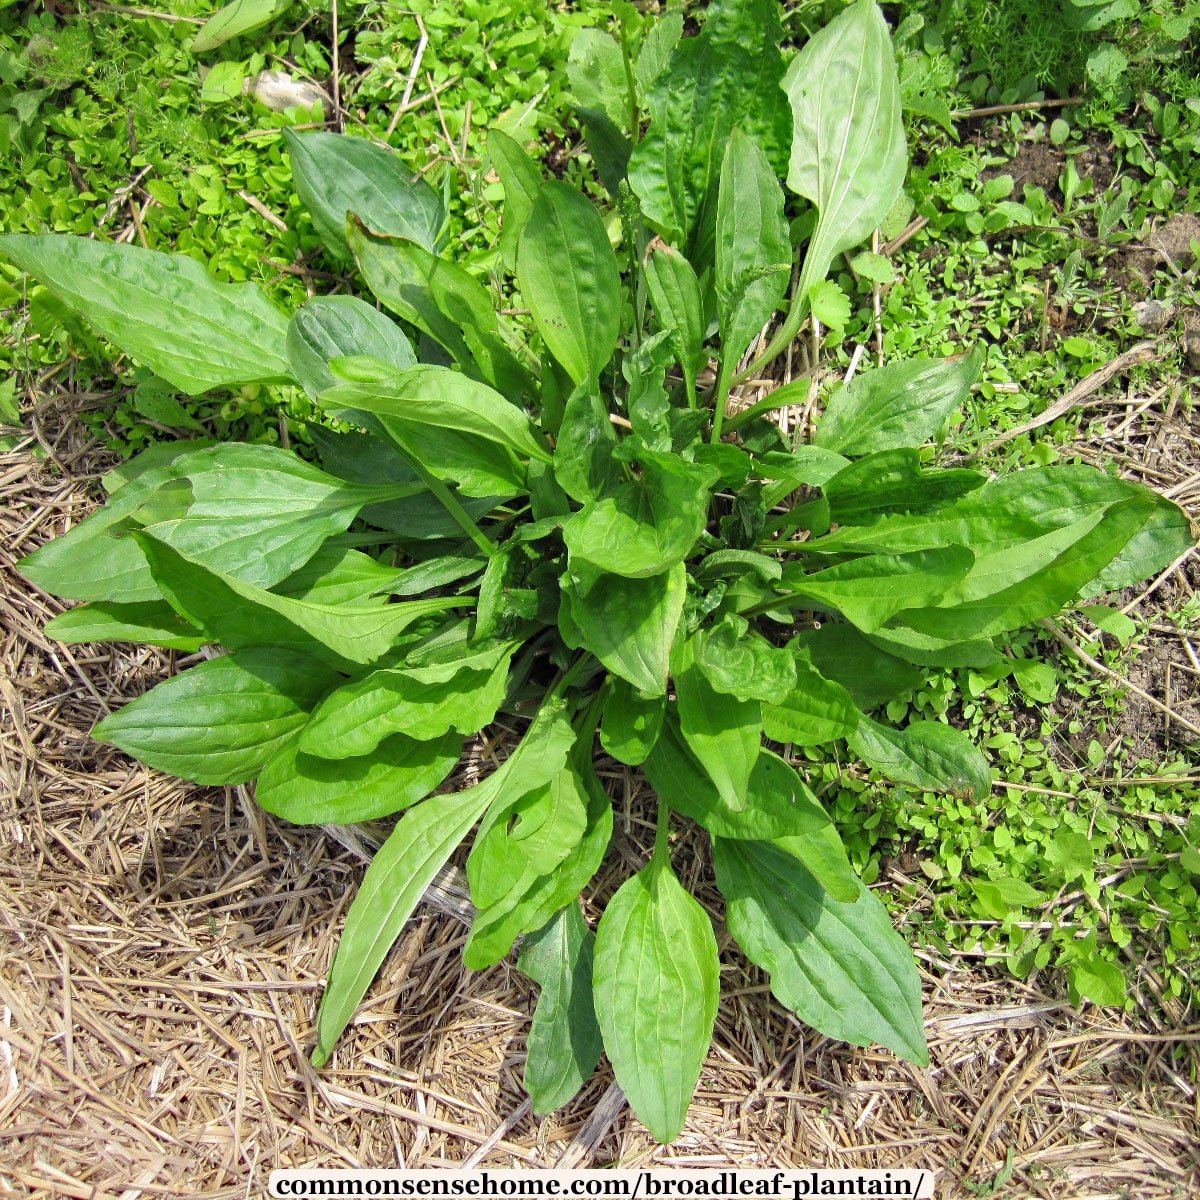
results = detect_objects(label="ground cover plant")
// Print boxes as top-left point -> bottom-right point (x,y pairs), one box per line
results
3,0 -> 1196,1143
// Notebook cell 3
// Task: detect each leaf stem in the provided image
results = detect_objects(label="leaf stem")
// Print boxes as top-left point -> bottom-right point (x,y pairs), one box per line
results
652,800 -> 670,869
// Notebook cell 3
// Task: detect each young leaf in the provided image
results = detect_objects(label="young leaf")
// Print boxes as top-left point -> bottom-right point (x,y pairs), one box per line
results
93,649 -> 337,785
287,296 -> 415,400
193,0 -> 289,52
554,384 -> 621,504
561,562 -> 686,696
0,236 -> 290,394
783,0 -> 906,292
132,532 -> 464,668
46,601 -> 204,652
256,729 -> 461,825
848,716 -> 991,799
695,614 -> 797,702
348,220 -> 535,400
517,181 -> 622,386
312,699 -> 576,1068
488,129 -> 543,271
635,12 -> 684,97
760,654 -> 861,747
285,130 -> 444,261
519,903 -> 604,1115
593,855 -> 719,1142
322,367 -> 550,464
644,243 -> 707,407
628,0 -> 790,252
600,679 -> 665,766
563,450 -> 719,578
816,350 -> 983,455
714,129 -> 790,412
713,839 -> 927,1063
675,635 -> 761,811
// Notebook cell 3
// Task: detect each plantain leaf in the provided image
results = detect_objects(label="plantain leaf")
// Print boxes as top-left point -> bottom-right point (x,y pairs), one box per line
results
713,838 -> 927,1063
760,653 -> 861,747
517,181 -> 622,386
94,649 -> 337,785
593,855 -> 719,1142
783,0 -> 906,293
519,902 -> 604,1115
193,0 -> 291,53
644,242 -> 707,404
0,235 -> 289,394
285,130 -> 443,260
311,700 -> 575,1068
600,678 -> 665,766
849,716 -> 991,799
823,450 -> 986,527
46,601 -> 204,652
488,129 -> 543,271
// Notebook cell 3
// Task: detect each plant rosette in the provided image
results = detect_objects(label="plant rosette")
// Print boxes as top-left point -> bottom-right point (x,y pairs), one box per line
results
4,0 -> 1194,1143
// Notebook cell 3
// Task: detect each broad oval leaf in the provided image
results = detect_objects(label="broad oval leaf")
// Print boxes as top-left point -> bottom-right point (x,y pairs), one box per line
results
488,129 -> 543,271
287,296 -> 415,400
554,383 -> 621,504
519,903 -> 604,1116
600,678 -> 665,766
517,181 -> 622,386
713,838 -> 927,1063
193,0 -> 290,53
783,0 -> 906,288
285,129 -> 444,260
93,649 -> 337,785
822,450 -> 986,527
323,366 -> 550,464
256,729 -> 461,825
760,653 -> 861,748
816,349 -> 983,456
0,235 -> 290,395
593,857 -> 719,1142
695,614 -> 797,702
791,622 -> 921,711
848,716 -> 991,800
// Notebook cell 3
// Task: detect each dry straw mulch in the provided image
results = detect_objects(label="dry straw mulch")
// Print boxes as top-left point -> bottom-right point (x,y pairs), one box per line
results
2,393 -> 1198,1200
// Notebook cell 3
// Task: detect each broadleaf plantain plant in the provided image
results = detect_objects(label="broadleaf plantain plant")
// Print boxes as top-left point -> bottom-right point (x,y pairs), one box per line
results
4,0 -> 1194,1143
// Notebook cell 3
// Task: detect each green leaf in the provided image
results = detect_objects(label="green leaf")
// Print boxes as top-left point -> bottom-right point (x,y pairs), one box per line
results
695,614 -> 797,703
193,0 -> 290,52
519,903 -> 604,1115
469,754 -> 613,972
323,366 -> 549,464
287,296 -> 415,400
713,839 -> 927,1063
133,532 -> 463,668
46,601 -> 204,652
312,700 -> 576,1068
19,444 -> 402,604
784,0 -> 906,292
646,718 -> 831,841
970,877 -> 1045,920
488,129 -> 543,271
628,0 -> 790,252
635,12 -> 684,97
593,856 -> 719,1142
892,498 -> 1155,643
822,450 -> 986,526
773,547 -> 974,633
807,279 -> 851,335
300,644 -> 514,759
567,29 -> 627,128
561,562 -> 686,696
775,826 -> 860,904
256,729 -> 461,825
600,679 -> 665,766
644,243 -> 707,405
1067,937 -> 1126,1007
816,350 -> 983,455
517,181 -> 622,386
348,220 -> 534,400
790,623 -> 921,710
675,635 -> 760,811
849,716 -> 991,799
554,384 -> 620,504
563,450 -> 718,578
1084,494 -> 1196,596
271,543 -> 407,607
0,235 -> 289,395
285,130 -> 443,261
761,653 -> 861,747
715,129 -> 791,382
93,649 -> 337,785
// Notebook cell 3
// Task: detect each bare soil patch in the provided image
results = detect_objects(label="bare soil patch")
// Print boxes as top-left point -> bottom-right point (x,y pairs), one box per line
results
1,397 -> 1198,1198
